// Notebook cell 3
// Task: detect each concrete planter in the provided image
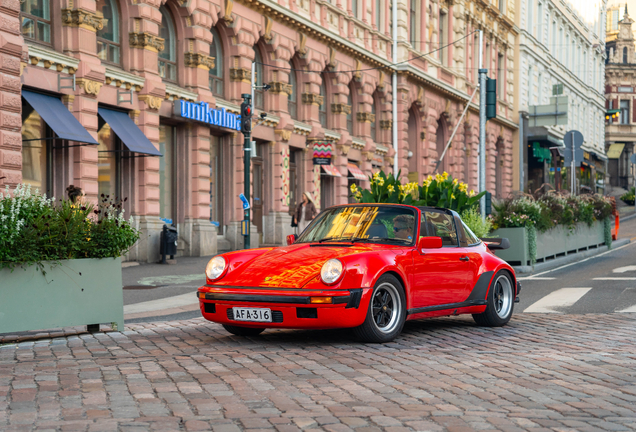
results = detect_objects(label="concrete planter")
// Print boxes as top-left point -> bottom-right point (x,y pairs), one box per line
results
0,258 -> 124,334
491,221 -> 606,266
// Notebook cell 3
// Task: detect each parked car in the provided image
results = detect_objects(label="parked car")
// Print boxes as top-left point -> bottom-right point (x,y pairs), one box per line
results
198,204 -> 520,343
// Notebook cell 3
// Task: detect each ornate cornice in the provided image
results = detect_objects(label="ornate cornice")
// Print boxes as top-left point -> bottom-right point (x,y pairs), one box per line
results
230,67 -> 251,83
138,94 -> 163,110
61,9 -> 104,32
356,112 -> 375,123
129,32 -> 165,53
275,129 -> 292,141
336,143 -> 350,155
380,119 -> 392,130
302,93 -> 323,106
184,52 -> 215,70
269,81 -> 293,95
331,103 -> 351,115
76,78 -> 103,96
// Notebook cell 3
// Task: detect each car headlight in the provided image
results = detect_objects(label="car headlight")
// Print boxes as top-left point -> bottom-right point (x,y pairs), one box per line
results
206,256 -> 227,281
321,259 -> 344,284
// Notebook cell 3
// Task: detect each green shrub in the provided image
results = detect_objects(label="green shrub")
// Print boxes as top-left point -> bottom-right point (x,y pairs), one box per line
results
0,184 -> 140,270
620,187 -> 635,206
461,208 -> 493,237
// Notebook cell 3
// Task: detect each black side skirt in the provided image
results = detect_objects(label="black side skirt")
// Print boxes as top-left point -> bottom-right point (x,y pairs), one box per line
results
407,271 -> 494,316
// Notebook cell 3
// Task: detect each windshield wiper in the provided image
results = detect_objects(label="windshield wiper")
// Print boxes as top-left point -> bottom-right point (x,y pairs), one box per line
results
318,236 -> 348,243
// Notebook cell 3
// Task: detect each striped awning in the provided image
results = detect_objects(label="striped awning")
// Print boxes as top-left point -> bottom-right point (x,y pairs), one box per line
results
347,163 -> 367,181
321,164 -> 342,177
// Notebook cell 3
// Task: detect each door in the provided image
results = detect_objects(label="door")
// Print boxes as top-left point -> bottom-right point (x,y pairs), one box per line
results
410,210 -> 472,309
252,154 -> 263,241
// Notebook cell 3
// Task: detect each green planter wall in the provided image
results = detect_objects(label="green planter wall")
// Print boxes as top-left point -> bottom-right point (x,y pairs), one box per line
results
0,258 -> 124,334
491,221 -> 606,266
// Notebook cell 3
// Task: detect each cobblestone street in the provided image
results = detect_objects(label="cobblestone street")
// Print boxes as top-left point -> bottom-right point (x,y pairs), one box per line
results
1,315 -> 636,431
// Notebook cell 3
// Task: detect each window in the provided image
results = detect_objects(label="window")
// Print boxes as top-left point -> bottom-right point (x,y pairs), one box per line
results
439,10 -> 448,65
473,34 -> 479,82
288,63 -> 297,119
20,0 -> 51,44
96,0 -> 120,64
347,86 -> 354,134
423,211 -> 457,246
158,6 -> 177,82
97,123 -> 121,199
461,221 -> 481,246
497,53 -> 504,98
410,0 -> 417,48
158,125 -> 175,220
21,107 -> 50,194
559,27 -> 564,62
528,0 -> 533,32
624,47 -> 628,64
537,3 -> 543,39
498,0 -> 505,13
376,0 -> 382,32
351,0 -> 358,17
551,20 -> 556,53
210,135 -> 223,232
620,100 -> 630,124
209,27 -> 223,97
254,49 -> 264,110
319,77 -> 327,127
370,95 -> 377,142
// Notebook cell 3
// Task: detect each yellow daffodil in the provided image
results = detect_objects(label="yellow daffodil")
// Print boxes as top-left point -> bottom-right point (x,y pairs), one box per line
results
387,184 -> 395,193
458,183 -> 468,193
452,178 -> 458,185
442,172 -> 449,180
427,175 -> 433,181
435,173 -> 443,182
451,194 -> 456,199
469,190 -> 476,197
376,177 -> 385,186
350,183 -> 358,193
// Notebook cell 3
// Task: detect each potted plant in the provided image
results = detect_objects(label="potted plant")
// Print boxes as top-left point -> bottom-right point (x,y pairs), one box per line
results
0,184 -> 140,334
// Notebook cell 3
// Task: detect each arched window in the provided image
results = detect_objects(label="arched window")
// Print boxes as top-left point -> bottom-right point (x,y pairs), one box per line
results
158,6 -> 177,82
97,0 -> 120,64
623,47 -> 628,64
370,94 -> 378,142
20,0 -> 51,44
209,27 -> 223,97
254,49 -> 264,110
288,62 -> 297,119
347,85 -> 354,134
319,76 -> 328,127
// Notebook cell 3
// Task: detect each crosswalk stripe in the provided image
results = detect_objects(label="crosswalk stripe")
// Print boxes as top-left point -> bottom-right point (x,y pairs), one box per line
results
518,277 -> 556,281
617,304 -> 636,313
592,277 -> 636,280
523,288 -> 592,313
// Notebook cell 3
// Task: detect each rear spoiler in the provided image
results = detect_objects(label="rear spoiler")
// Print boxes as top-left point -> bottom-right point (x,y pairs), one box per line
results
480,237 -> 510,250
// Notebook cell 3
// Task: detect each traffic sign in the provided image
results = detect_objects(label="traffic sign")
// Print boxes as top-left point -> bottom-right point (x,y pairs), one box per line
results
239,193 -> 250,210
528,96 -> 568,127
563,130 -> 584,167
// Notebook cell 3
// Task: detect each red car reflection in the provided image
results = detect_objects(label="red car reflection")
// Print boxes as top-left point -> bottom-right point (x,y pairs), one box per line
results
198,204 -> 519,343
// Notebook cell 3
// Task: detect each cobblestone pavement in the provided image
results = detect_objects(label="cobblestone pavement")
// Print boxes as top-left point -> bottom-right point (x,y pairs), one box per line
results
1,315 -> 636,432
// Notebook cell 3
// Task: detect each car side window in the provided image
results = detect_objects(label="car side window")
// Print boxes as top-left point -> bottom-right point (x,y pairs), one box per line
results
424,211 -> 458,246
462,220 -> 481,246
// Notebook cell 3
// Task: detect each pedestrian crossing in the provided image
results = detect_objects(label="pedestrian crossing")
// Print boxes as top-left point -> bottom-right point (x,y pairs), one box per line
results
520,285 -> 636,314
523,288 -> 592,313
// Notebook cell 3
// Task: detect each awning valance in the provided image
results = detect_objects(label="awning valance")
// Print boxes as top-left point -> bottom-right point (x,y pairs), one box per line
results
607,143 -> 625,159
22,90 -> 98,145
347,163 -> 367,181
321,164 -> 342,177
97,107 -> 162,156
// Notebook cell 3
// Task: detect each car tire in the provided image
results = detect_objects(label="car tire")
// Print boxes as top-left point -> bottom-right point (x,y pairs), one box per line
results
472,271 -> 515,327
353,274 -> 406,343
222,324 -> 265,336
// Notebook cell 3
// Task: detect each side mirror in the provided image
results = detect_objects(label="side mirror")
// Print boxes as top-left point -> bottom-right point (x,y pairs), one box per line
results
418,236 -> 443,251
286,234 -> 298,246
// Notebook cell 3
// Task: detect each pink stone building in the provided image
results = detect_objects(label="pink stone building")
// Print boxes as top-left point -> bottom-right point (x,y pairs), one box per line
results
0,0 -> 518,261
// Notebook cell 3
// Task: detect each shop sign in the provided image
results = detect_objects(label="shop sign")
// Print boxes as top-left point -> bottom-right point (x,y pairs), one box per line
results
312,141 -> 333,165
176,100 -> 241,131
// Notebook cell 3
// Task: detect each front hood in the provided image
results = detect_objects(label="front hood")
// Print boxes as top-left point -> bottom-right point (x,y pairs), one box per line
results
213,243 -> 380,288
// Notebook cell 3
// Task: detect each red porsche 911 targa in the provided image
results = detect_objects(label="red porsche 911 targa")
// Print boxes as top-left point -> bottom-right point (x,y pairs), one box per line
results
198,204 -> 520,343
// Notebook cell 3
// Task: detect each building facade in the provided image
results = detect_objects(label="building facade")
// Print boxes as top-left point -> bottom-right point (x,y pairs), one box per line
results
605,5 -> 636,191
515,0 -> 607,194
0,0 -> 518,260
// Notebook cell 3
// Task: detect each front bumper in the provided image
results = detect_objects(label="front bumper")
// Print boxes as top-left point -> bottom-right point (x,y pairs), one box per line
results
197,285 -> 371,329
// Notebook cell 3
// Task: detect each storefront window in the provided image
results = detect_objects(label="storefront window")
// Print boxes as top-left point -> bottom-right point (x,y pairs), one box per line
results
97,124 -> 120,199
158,6 -> 177,82
96,0 -> 120,64
209,27 -> 223,98
21,109 -> 49,193
159,125 -> 175,220
20,0 -> 51,44
210,135 -> 223,232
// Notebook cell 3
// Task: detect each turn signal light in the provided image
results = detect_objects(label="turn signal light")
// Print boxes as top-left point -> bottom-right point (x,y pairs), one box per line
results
310,297 -> 333,304
198,292 -> 205,299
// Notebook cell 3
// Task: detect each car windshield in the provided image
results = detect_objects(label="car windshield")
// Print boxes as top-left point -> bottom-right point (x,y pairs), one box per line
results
296,205 -> 417,245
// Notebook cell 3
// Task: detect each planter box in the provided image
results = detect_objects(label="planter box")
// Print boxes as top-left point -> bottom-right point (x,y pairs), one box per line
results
0,258 -> 124,334
491,221 -> 606,266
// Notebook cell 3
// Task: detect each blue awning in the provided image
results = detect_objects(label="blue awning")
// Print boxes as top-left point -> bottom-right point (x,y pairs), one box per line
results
97,107 -> 162,156
22,90 -> 98,145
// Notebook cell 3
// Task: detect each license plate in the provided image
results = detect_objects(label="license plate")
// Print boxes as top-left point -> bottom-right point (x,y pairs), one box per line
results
233,307 -> 272,322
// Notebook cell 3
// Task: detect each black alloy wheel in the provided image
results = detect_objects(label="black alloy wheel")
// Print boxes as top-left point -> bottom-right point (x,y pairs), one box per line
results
353,274 -> 406,343
473,271 -> 515,327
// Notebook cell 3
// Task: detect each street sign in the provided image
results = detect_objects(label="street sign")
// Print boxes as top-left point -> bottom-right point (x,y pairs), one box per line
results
563,130 -> 584,167
239,193 -> 250,210
528,96 -> 568,127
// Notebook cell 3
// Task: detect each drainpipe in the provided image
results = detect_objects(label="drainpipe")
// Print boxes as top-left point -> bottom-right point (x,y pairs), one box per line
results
392,0 -> 398,176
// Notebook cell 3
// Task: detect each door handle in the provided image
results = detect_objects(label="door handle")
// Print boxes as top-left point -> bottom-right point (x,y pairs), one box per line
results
459,256 -> 469,261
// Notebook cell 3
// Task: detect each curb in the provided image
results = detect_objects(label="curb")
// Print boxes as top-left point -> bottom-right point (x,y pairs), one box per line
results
620,212 -> 636,222
513,238 -> 631,275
